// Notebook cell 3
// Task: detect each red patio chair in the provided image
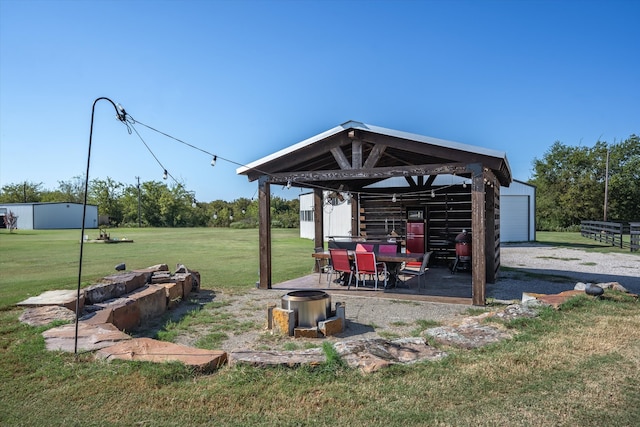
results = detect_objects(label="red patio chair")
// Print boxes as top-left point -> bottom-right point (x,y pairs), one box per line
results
378,244 -> 397,254
329,249 -> 354,288
354,251 -> 387,290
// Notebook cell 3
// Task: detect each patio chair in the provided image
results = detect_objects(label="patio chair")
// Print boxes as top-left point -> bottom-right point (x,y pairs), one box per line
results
398,251 -> 433,290
329,248 -> 354,288
353,251 -> 387,290
314,247 -> 332,284
378,244 -> 397,254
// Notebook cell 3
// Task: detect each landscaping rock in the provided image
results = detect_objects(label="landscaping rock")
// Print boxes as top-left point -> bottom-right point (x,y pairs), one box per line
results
162,282 -> 184,309
488,303 -> 539,321
127,284 -> 167,321
97,271 -> 148,296
334,337 -> 447,373
95,337 -> 227,372
19,305 -> 76,327
425,323 -> 511,349
16,289 -> 84,312
585,283 -> 604,296
132,264 -> 169,274
597,281 -> 629,293
522,290 -> 584,308
42,322 -> 131,352
83,281 -> 127,304
228,348 -> 325,368
96,297 -> 140,331
80,307 -> 114,325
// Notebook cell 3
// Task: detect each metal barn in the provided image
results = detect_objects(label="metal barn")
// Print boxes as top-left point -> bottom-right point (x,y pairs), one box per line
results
0,203 -> 98,230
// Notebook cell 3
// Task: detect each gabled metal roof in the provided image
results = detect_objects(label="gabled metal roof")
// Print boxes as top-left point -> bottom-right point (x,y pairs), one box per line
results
237,120 -> 512,189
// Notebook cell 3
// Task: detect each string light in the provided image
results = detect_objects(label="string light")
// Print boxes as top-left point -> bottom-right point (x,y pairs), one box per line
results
123,108 -> 500,203
391,193 -> 397,203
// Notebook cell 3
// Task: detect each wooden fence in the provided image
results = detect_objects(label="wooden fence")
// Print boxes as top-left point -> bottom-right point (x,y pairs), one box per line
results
631,222 -> 640,252
580,220 -> 639,252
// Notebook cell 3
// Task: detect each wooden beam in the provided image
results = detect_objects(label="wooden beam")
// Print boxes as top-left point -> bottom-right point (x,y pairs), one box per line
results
470,164 -> 486,305
362,144 -> 387,169
405,176 -> 418,188
330,146 -> 352,170
352,139 -> 363,169
258,177 -> 272,289
266,162 -> 471,184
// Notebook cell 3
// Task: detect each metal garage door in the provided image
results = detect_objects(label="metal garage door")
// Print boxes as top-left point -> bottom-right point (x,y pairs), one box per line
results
500,195 -> 530,242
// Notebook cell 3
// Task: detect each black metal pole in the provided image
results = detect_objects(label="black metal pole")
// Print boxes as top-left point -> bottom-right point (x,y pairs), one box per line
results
75,97 -> 126,355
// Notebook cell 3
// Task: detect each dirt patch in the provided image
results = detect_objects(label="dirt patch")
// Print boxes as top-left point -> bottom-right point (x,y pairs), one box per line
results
165,289 -> 472,352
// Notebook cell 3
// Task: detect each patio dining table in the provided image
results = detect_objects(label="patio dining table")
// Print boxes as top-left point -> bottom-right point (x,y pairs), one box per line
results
312,250 -> 424,288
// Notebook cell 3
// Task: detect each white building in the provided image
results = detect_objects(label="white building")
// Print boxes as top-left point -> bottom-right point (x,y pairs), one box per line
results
300,191 -> 352,240
0,202 -> 98,230
499,179 -> 536,242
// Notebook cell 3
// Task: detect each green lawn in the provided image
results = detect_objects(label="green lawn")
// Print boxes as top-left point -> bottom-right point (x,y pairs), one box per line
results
1,229 -> 638,426
536,231 -> 637,254
0,227 -> 313,307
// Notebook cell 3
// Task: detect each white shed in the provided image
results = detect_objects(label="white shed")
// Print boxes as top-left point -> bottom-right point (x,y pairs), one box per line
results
499,180 -> 536,242
0,203 -> 98,230
299,191 -> 352,240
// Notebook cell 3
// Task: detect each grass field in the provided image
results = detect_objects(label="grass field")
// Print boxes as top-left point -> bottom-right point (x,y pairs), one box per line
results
1,228 -> 638,426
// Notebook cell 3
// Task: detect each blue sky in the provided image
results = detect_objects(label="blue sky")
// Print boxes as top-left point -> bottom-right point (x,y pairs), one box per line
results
1,0 -> 638,202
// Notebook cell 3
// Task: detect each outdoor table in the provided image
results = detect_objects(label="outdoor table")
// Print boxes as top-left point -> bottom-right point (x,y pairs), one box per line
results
312,251 -> 423,289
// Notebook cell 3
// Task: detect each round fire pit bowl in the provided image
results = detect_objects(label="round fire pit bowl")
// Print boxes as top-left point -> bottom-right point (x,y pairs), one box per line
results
281,290 -> 331,328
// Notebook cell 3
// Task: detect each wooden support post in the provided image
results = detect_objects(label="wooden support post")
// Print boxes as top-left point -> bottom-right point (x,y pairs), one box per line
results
313,189 -> 324,272
258,177 -> 272,289
485,179 -> 497,284
470,164 -> 486,305
351,193 -> 359,238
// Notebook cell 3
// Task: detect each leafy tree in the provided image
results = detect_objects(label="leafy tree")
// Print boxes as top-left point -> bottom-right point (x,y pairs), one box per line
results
0,181 -> 44,203
531,134 -> 640,230
88,178 -> 124,225
56,175 -> 85,203
606,135 -> 640,222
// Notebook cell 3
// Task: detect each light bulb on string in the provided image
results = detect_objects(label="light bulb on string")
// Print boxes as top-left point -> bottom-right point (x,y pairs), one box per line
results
286,180 -> 292,189
211,155 -> 217,167
391,193 -> 397,203
163,169 -> 168,180
431,190 -> 435,198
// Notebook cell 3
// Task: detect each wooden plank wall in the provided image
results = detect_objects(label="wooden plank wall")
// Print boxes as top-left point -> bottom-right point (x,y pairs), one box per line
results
358,184 -> 472,262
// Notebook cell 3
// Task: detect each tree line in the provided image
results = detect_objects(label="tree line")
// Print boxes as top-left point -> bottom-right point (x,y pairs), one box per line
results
3,134 -> 637,231
0,177 -> 300,228
530,134 -> 639,231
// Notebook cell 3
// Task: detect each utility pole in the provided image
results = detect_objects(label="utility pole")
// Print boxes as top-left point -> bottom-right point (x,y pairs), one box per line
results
136,176 -> 141,228
603,147 -> 610,222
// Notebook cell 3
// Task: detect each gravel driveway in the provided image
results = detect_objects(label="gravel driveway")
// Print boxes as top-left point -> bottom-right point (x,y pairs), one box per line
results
491,243 -> 640,300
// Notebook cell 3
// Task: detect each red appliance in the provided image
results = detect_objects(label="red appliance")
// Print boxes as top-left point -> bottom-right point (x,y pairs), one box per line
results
406,222 -> 425,254
451,230 -> 472,273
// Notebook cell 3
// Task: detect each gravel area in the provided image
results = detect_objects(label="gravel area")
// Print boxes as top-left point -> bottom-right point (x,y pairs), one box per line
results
176,245 -> 639,352
491,243 -> 640,300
